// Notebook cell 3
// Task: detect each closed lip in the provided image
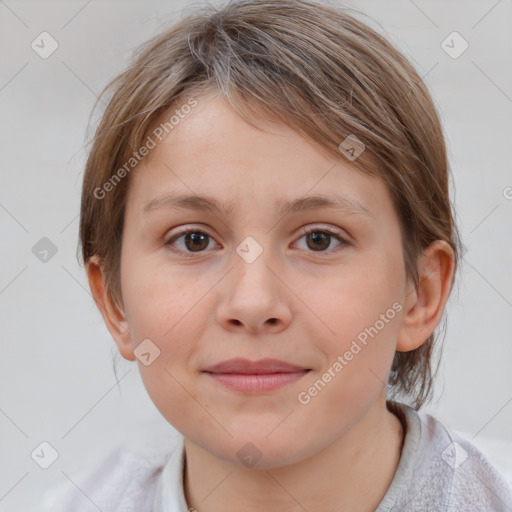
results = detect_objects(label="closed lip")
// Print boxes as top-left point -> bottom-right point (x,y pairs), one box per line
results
203,358 -> 310,374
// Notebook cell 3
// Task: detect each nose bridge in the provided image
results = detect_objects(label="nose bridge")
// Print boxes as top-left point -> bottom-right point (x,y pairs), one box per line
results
232,232 -> 278,296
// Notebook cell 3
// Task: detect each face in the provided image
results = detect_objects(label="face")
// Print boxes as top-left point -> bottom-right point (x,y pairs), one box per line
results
117,94 -> 409,468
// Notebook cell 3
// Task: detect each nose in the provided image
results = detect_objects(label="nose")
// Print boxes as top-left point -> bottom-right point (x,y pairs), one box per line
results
215,247 -> 292,336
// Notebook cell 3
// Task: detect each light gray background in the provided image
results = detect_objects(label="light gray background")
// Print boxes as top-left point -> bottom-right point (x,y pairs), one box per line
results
1,0 -> 511,509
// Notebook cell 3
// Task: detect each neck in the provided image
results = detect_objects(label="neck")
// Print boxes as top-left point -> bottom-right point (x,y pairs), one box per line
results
182,399 -> 404,512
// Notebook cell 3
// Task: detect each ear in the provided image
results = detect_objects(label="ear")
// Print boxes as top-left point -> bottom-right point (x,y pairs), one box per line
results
85,255 -> 135,361
397,240 -> 455,352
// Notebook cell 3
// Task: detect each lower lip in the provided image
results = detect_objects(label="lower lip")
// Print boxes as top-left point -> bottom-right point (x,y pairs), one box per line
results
204,371 -> 310,393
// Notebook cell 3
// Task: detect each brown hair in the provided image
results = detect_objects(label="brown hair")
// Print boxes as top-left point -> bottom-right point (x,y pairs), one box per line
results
79,0 -> 462,409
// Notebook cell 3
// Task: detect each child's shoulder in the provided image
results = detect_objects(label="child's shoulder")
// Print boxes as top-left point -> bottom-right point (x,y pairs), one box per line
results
446,431 -> 512,510
380,402 -> 512,511
37,435 -> 180,512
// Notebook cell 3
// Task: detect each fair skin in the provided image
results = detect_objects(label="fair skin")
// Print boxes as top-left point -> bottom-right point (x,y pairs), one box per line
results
87,94 -> 454,512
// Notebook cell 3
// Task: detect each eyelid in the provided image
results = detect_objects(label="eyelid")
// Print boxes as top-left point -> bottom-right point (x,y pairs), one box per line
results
164,224 -> 217,245
295,224 -> 350,251
166,224 -> 215,238
164,223 -> 350,256
299,223 -> 348,238
166,223 -> 348,238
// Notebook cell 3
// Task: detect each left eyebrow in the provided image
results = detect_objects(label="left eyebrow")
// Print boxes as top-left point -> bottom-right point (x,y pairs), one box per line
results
143,193 -> 374,218
276,194 -> 373,218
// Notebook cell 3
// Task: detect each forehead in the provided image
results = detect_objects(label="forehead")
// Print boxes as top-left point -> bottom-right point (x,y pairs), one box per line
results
125,95 -> 396,226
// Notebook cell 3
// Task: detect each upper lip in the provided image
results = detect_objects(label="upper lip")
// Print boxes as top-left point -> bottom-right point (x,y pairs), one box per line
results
203,358 -> 309,374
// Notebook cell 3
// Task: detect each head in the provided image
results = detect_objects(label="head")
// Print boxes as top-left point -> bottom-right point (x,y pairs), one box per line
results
81,0 -> 461,467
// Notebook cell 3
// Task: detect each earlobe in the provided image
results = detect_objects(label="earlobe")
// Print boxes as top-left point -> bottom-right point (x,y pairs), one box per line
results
396,240 -> 455,352
86,255 -> 135,361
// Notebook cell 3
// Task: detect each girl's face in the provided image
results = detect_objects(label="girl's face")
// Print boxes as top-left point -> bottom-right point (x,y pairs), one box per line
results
117,94 -> 409,468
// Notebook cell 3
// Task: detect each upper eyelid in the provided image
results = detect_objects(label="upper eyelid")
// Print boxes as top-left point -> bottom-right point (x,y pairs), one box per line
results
168,223 -> 346,239
166,224 -> 349,249
300,224 -> 346,235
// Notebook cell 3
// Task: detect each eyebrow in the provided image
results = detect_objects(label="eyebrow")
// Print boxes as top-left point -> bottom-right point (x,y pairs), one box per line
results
143,192 -> 373,218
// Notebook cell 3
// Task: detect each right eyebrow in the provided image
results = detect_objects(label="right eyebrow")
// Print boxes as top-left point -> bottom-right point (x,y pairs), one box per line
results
144,193 -> 236,215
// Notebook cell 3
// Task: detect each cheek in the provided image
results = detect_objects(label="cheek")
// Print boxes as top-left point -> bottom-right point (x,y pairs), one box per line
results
120,257 -> 212,405
122,254 -> 205,338
120,259 -> 211,428
306,259 -> 401,337
300,257 -> 403,384
297,279 -> 401,430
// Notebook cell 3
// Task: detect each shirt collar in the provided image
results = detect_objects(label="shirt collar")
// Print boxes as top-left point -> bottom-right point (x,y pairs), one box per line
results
152,435 -> 189,512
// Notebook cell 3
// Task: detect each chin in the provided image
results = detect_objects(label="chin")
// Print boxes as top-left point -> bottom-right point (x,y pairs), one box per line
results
214,433 -> 309,470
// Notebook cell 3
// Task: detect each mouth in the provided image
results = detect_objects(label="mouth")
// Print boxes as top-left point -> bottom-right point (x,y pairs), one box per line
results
202,358 -> 311,393
203,357 -> 310,374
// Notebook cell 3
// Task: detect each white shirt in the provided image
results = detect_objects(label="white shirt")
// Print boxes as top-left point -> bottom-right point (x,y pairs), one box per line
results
39,403 -> 512,511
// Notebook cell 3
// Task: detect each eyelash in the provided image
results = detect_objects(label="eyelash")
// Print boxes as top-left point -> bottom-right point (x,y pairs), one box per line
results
164,225 -> 349,257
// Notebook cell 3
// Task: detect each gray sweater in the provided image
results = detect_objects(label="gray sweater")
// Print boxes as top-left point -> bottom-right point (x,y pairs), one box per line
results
39,403 -> 512,511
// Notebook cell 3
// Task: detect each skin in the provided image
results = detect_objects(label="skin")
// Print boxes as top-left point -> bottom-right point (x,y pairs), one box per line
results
87,93 -> 455,512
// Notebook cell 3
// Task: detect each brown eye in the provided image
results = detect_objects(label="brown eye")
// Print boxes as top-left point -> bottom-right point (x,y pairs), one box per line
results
295,226 -> 348,253
305,231 -> 331,251
165,229 -> 216,255
182,232 -> 210,252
